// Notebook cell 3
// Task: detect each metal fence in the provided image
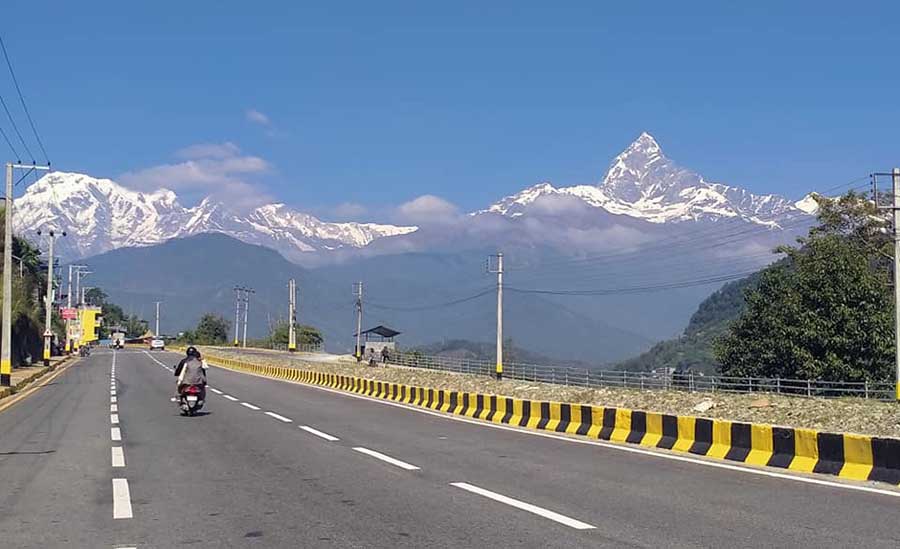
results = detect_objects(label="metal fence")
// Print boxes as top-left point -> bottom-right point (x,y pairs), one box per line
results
270,343 -> 323,353
388,351 -> 896,400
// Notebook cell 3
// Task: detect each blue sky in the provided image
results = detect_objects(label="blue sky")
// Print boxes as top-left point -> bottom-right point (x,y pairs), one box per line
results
3,1 -> 898,220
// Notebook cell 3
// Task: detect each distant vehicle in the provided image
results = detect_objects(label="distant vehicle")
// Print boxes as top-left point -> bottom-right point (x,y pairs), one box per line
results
150,338 -> 165,351
111,332 -> 126,349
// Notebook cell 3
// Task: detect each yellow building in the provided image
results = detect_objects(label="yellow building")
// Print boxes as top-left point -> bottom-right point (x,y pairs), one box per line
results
76,307 -> 102,347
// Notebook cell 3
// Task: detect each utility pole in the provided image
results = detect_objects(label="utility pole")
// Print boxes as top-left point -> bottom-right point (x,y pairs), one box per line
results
154,301 -> 161,337
74,267 -> 91,307
354,282 -> 363,361
488,252 -> 504,380
242,287 -> 254,348
288,278 -> 297,352
2,162 -> 51,386
233,287 -> 242,346
894,168 -> 900,401
38,229 -> 64,367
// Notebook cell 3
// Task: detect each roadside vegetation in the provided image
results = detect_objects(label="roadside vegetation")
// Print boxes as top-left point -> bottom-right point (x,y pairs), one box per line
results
0,209 -> 62,366
622,191 -> 894,385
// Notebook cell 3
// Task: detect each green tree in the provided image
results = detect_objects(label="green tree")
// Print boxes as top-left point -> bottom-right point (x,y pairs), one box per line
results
265,320 -> 323,348
715,192 -> 893,381
192,314 -> 230,345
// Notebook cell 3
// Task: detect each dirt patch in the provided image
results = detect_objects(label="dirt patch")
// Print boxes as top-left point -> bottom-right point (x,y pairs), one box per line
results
205,347 -> 900,439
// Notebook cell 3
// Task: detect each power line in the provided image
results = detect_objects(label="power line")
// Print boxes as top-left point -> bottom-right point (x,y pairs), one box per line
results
0,35 -> 48,163
0,93 -> 32,161
0,123 -> 18,160
506,270 -> 758,297
365,287 -> 495,311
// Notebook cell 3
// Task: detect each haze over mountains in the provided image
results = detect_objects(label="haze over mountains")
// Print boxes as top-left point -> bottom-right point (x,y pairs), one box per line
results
36,132 -> 814,362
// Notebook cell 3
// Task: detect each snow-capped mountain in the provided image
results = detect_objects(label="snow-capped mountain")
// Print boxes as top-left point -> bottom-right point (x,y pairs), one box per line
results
13,172 -> 417,260
481,132 -> 811,227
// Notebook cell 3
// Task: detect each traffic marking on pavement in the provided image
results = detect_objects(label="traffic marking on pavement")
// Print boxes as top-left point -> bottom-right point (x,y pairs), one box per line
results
111,396 -> 117,403
241,402 -> 261,411
265,411 -> 292,423
209,388 -> 223,394
450,482 -> 595,530
299,425 -> 340,442
111,414 -> 119,425
286,375 -> 900,500
112,446 -> 126,468
112,478 -> 133,519
222,394 -> 239,401
111,427 -> 122,441
352,447 -> 420,471
111,404 -> 118,412
110,390 -> 116,396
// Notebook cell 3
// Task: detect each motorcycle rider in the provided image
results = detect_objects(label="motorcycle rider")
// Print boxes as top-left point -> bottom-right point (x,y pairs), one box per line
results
174,346 -> 208,400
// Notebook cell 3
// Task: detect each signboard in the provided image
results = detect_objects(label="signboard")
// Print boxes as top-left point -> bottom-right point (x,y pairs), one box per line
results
60,307 -> 78,320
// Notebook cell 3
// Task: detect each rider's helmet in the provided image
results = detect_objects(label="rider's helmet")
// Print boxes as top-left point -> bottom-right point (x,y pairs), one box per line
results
186,346 -> 201,358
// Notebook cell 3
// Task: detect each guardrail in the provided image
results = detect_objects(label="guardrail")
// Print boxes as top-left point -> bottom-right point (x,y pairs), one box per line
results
388,351 -> 896,400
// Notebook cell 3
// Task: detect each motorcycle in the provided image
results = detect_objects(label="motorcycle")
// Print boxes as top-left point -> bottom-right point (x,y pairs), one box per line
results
178,384 -> 205,416
78,346 -> 91,357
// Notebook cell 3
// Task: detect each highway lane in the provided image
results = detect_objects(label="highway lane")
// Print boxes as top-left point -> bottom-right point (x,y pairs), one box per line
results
1,348 -> 899,547
180,350 -> 900,548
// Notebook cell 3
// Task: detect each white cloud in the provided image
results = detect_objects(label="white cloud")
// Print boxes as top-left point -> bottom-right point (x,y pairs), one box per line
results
119,142 -> 272,209
246,108 -> 271,126
332,202 -> 368,220
175,142 -> 241,160
395,195 -> 460,225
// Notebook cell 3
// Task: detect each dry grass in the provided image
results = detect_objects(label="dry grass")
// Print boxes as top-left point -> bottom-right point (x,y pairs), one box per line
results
206,347 -> 900,439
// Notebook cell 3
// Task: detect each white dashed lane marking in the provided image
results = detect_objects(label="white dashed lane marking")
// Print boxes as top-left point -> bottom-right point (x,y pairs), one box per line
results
111,427 -> 122,442
352,447 -> 420,471
450,482 -> 595,530
112,447 -> 126,468
111,414 -> 119,425
264,411 -> 292,423
241,402 -> 261,411
299,425 -> 340,442
222,395 -> 239,402
112,478 -> 133,519
111,404 -> 118,412
209,388 -> 223,395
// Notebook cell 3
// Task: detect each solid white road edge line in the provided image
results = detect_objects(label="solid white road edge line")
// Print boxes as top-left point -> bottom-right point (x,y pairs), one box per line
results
111,427 -> 122,442
352,447 -> 420,471
112,446 -> 126,468
450,482 -> 595,530
216,364 -> 900,499
241,402 -> 261,411
299,425 -> 340,442
112,478 -> 133,519
110,414 -> 119,425
265,411 -> 292,423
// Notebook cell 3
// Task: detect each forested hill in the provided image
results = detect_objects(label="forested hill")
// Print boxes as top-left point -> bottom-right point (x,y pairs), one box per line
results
616,271 -> 764,374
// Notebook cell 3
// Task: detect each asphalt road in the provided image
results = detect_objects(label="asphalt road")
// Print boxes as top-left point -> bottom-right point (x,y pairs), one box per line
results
1,349 -> 899,548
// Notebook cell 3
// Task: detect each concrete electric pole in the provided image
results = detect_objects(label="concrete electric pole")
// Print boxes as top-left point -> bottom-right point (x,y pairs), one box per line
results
2,162 -> 50,386
288,278 -> 297,352
488,252 -> 504,380
37,229 -> 64,367
233,287 -> 243,346
241,287 -> 254,348
154,301 -> 161,337
354,282 -> 363,361
894,168 -> 900,401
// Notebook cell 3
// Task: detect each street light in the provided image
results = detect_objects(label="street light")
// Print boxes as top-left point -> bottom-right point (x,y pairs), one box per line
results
36,229 -> 66,367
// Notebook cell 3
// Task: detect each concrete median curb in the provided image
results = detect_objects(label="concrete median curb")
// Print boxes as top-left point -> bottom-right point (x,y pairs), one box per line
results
205,353 -> 900,487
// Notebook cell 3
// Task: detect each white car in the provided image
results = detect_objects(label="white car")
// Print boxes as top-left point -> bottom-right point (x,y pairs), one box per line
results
150,338 -> 165,351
